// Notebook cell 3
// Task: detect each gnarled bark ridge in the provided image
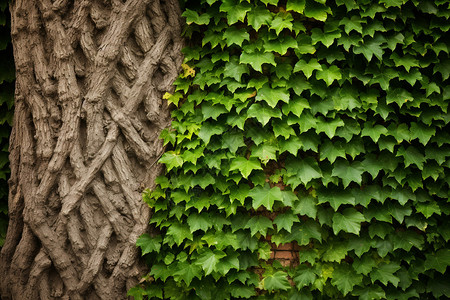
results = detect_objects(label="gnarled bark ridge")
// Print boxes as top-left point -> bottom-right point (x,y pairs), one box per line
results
0,0 -> 182,298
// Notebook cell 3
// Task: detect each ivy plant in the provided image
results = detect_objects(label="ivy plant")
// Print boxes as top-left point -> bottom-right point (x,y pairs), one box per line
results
132,0 -> 450,299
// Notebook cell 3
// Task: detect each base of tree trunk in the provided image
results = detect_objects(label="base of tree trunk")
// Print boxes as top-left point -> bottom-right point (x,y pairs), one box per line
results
0,0 -> 182,298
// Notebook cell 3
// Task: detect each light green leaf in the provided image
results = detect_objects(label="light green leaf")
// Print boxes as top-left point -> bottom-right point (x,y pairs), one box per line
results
294,59 -> 322,79
292,195 -> 318,219
273,210 -> 298,233
240,50 -> 276,72
361,123 -> 388,143
198,122 -> 226,144
332,160 -> 364,188
304,1 -> 330,21
318,187 -> 355,210
195,249 -> 227,275
187,213 -> 212,233
311,28 -> 341,47
159,152 -> 184,171
182,9 -> 211,25
224,57 -> 249,81
315,65 -> 342,86
223,27 -> 250,47
249,184 -> 283,211
285,221 -> 322,245
251,143 -> 278,164
293,265 -> 316,289
245,215 -> 274,236
353,37 -> 385,62
339,16 -> 364,34
392,230 -> 424,251
332,208 -> 365,235
136,234 -> 162,255
255,84 -> 290,108
173,261 -> 202,285
270,12 -> 293,35
315,116 -> 344,138
247,102 -> 282,126
286,0 -> 306,13
409,122 -> 435,145
247,6 -> 272,31
219,0 -> 251,24
229,157 -> 263,179
415,201 -> 441,218
263,271 -> 291,291
166,222 -> 193,245
285,157 -> 322,186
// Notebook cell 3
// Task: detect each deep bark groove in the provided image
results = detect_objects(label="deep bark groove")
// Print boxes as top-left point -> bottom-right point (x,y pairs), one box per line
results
0,0 -> 183,299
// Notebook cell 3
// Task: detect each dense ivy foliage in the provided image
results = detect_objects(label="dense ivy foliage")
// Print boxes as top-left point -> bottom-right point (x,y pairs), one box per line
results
0,0 -> 13,248
132,0 -> 450,298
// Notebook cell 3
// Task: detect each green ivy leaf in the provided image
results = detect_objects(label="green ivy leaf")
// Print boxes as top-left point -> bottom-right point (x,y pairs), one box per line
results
251,143 -> 278,164
331,264 -> 363,296
223,27 -> 250,47
415,201 -> 441,218
195,249 -> 227,275
369,262 -> 401,287
166,222 -> 193,245
270,12 -> 293,35
198,122 -> 226,144
318,187 -> 356,210
391,230 -> 424,251
425,249 -> 450,274
353,36 -> 385,62
255,84 -> 290,108
229,157 -> 263,179
245,215 -> 274,236
315,65 -> 342,86
136,234 -> 162,255
240,50 -> 276,72
187,213 -> 212,233
332,208 -> 365,235
265,35 -> 298,55
159,152 -> 184,171
247,102 -> 282,126
294,59 -> 322,79
247,6 -> 273,31
331,160 -> 364,188
396,146 -> 426,170
293,265 -> 316,289
219,0 -> 252,24
263,271 -> 291,291
286,0 -> 306,13
182,9 -> 211,25
285,221 -> 322,245
311,28 -> 341,47
273,210 -> 298,233
285,157 -> 323,187
174,261 -> 202,285
304,0 -> 330,21
249,184 -> 283,211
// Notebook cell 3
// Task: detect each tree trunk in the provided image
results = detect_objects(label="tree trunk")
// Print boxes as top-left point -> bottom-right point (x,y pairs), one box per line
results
0,0 -> 182,299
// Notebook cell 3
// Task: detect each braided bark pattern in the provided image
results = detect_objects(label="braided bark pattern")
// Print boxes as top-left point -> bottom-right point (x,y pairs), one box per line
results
0,0 -> 182,298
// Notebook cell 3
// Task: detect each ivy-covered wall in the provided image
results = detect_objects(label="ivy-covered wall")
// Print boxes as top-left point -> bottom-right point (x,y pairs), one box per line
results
130,0 -> 450,299
0,1 -> 14,248
132,0 -> 450,299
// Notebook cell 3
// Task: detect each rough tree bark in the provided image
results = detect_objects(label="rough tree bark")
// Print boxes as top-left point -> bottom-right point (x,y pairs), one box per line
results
0,0 -> 183,299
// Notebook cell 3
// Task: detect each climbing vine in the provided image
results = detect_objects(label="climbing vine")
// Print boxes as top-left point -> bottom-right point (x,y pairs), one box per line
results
0,0 -> 14,248
132,0 -> 450,299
